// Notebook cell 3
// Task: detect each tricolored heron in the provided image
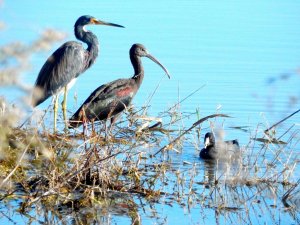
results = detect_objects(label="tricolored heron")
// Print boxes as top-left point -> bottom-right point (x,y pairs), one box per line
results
68,43 -> 170,133
200,132 -> 240,160
32,15 -> 124,132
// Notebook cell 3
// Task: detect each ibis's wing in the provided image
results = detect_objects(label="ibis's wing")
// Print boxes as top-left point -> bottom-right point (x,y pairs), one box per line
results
69,79 -> 136,128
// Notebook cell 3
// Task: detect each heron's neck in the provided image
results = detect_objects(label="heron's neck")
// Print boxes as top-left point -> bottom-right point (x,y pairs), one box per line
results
131,54 -> 144,86
75,25 -> 99,68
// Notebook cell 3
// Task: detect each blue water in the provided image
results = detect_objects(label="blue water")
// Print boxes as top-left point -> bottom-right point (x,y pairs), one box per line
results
1,0 -> 300,224
2,1 -> 300,133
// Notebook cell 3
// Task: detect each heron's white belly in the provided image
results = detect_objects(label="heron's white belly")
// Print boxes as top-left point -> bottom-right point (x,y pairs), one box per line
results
67,78 -> 77,91
55,78 -> 77,97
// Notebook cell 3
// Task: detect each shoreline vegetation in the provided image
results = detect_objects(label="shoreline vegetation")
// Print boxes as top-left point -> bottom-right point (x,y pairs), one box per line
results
1,25 -> 300,224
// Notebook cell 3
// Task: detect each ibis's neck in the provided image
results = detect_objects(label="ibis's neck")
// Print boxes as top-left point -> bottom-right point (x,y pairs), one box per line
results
131,54 -> 144,87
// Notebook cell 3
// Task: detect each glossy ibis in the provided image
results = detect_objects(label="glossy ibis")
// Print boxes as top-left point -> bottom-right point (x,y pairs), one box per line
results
68,43 -> 170,132
32,15 -> 124,132
200,132 -> 240,160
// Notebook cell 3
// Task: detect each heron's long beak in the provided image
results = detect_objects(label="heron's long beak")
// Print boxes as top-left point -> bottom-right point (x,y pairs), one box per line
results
146,54 -> 171,79
91,18 -> 125,28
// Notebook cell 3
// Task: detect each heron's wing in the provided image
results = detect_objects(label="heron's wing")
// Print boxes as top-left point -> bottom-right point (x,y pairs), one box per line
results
33,41 -> 85,106
69,79 -> 135,127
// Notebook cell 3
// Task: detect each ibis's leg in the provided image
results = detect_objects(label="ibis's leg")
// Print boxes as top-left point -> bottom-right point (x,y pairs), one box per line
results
61,86 -> 68,130
104,116 -> 117,141
81,109 -> 88,137
83,116 -> 87,141
103,121 -> 109,141
53,95 -> 59,133
91,119 -> 96,136
110,114 -> 120,134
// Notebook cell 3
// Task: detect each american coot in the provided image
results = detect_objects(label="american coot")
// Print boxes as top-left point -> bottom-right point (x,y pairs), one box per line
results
199,132 -> 240,160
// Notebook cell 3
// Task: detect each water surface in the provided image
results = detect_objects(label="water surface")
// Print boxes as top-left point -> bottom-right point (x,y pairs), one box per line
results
1,1 -> 300,224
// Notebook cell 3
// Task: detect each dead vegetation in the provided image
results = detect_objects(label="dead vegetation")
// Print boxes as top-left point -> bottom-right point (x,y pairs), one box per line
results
0,91 -> 299,224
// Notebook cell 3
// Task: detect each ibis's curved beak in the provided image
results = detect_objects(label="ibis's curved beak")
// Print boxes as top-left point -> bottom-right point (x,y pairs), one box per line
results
146,54 -> 170,79
91,18 -> 125,28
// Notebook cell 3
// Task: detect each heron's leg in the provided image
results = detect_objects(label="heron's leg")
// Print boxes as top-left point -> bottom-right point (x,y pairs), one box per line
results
53,95 -> 59,133
61,86 -> 68,131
